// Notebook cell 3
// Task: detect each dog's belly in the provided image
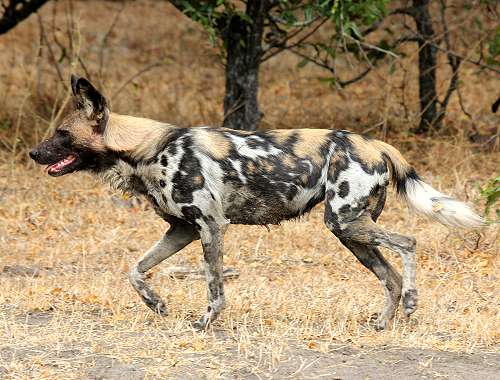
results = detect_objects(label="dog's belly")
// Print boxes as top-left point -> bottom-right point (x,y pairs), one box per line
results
222,183 -> 325,225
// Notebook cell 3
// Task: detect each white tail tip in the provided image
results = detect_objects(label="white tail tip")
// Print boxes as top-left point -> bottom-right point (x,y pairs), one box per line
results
404,179 -> 485,228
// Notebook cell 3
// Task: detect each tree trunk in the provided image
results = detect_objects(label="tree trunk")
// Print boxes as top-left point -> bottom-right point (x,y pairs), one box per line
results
0,0 -> 49,35
221,1 -> 266,131
412,0 -> 440,134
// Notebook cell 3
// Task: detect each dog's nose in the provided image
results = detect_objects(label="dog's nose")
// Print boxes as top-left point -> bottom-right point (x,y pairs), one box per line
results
29,149 -> 39,160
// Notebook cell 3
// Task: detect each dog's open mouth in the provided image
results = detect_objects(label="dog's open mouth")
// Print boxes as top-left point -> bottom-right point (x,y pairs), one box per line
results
46,154 -> 77,176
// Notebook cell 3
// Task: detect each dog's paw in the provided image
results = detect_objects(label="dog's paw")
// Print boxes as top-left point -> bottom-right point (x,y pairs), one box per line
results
403,289 -> 418,317
144,299 -> 168,316
191,317 -> 209,331
154,301 -> 168,316
369,312 -> 389,331
374,319 -> 389,331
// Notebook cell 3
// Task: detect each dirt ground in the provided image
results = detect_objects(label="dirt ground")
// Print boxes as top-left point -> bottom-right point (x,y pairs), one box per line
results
1,326 -> 499,379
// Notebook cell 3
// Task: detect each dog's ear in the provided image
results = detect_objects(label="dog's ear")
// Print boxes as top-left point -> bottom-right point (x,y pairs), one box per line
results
70,75 -> 108,129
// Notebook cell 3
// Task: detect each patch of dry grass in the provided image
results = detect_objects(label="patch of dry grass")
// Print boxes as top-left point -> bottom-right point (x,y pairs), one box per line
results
0,136 -> 498,378
0,0 -> 499,378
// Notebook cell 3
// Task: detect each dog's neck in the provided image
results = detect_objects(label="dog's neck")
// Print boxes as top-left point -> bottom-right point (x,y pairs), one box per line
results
95,113 -> 176,195
104,113 -> 176,162
98,158 -> 143,195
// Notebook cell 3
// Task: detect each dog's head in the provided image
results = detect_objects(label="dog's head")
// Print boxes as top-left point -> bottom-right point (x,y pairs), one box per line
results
30,75 -> 112,176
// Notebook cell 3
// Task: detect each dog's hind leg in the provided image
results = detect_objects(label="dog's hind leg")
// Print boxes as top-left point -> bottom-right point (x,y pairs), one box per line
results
129,220 -> 199,315
326,186 -> 403,329
339,239 -> 402,330
326,205 -> 417,322
324,178 -> 416,329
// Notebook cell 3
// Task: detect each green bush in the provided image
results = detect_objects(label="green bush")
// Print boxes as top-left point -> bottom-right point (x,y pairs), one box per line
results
479,177 -> 500,221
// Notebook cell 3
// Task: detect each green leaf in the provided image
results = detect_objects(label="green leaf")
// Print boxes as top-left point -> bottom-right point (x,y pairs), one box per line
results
349,22 -> 362,39
487,30 -> 500,62
297,59 -> 310,69
388,62 -> 396,75
318,76 -> 337,87
304,5 -> 313,23
479,177 -> 500,218
473,17 -> 483,31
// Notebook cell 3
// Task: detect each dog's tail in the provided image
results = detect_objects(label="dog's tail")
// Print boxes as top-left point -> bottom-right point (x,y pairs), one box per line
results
371,140 -> 484,228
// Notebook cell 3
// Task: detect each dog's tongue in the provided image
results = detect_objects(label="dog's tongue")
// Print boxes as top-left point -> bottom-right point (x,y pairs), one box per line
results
47,155 -> 76,174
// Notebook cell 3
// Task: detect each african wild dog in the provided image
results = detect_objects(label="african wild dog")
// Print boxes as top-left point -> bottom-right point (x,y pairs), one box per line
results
30,76 -> 483,331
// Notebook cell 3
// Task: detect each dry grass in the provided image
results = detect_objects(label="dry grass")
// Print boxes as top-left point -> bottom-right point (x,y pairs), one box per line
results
0,0 -> 499,379
0,140 -> 498,379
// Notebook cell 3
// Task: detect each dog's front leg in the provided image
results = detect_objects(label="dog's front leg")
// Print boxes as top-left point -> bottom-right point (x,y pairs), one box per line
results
129,220 -> 199,315
192,219 -> 228,330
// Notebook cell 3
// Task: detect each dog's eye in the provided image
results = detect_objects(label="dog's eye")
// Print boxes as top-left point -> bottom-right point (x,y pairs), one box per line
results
56,130 -> 72,146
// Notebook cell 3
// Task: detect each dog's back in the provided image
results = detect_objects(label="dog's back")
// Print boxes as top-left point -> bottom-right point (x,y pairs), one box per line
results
121,126 -> 395,227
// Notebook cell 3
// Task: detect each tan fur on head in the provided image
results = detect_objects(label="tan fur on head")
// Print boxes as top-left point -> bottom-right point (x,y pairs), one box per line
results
104,113 -> 175,160
58,111 -> 107,153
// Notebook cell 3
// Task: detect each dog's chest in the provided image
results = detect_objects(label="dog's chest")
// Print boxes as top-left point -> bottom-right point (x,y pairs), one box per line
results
100,156 -> 181,219
134,163 -> 186,219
